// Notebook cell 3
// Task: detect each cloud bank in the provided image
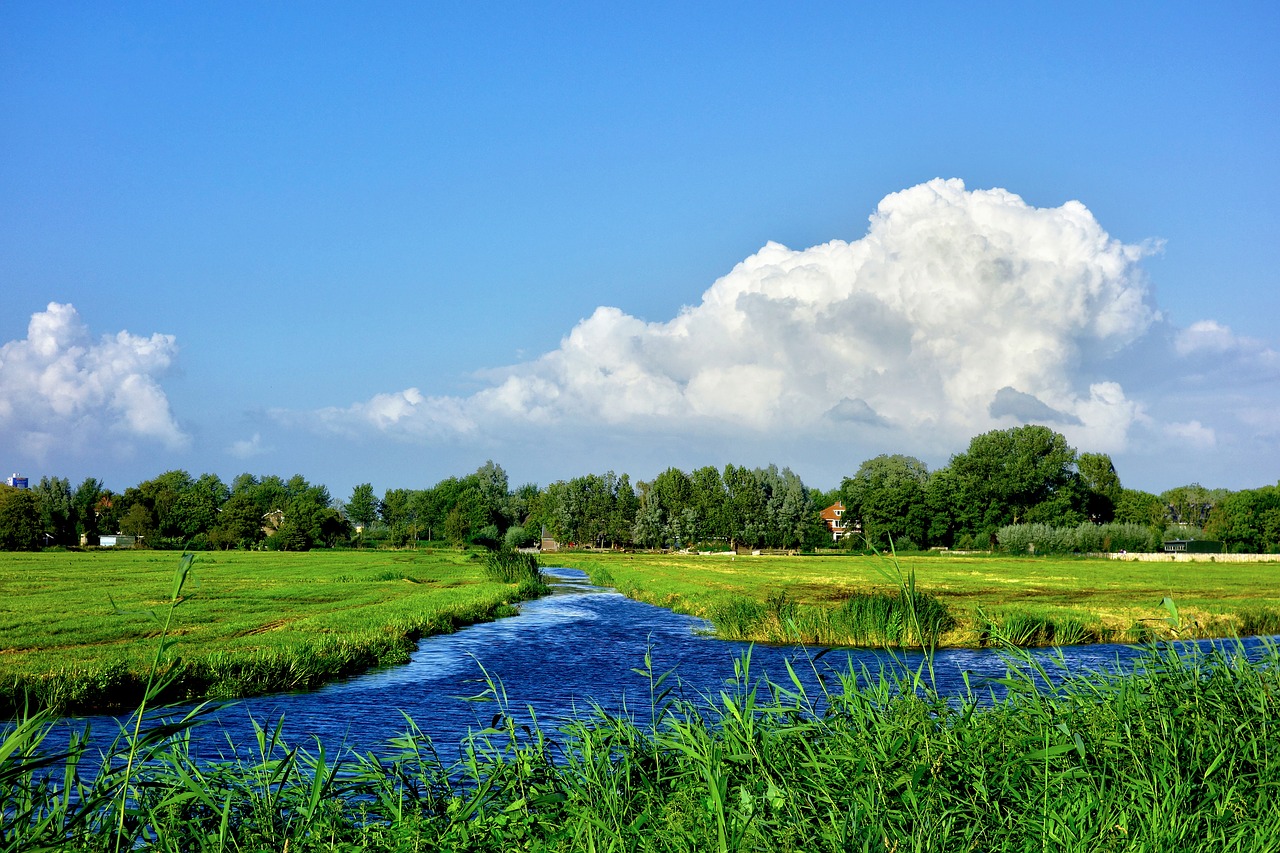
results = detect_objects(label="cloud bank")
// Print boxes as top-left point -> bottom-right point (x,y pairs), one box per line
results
0,302 -> 187,458
289,179 -> 1177,454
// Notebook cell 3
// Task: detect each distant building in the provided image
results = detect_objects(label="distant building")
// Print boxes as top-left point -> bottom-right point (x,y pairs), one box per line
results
99,535 -> 137,548
262,509 -> 285,536
6,473 -> 28,489
1163,539 -> 1223,554
820,501 -> 849,542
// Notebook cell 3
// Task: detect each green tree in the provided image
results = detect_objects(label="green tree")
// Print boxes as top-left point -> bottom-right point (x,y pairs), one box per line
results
137,470 -> 196,538
31,476 -> 75,545
1205,485 -> 1280,553
1159,483 -> 1227,528
0,485 -> 41,550
945,425 -> 1084,546
444,505 -> 471,547
209,493 -> 265,549
347,483 -> 379,531
842,455 -> 931,550
72,478 -> 104,544
609,473 -> 639,547
1114,488 -> 1166,530
723,465 -> 768,548
169,474 -> 226,540
1077,452 -> 1122,522
119,502 -> 156,540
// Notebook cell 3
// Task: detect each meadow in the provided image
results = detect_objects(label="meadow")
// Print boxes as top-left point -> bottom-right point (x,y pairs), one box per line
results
548,550 -> 1280,648
4,550 -> 1280,849
0,549 -> 545,714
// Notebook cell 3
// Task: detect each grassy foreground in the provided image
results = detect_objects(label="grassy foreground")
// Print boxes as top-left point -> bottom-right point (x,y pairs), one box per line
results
0,549 -> 545,714
4,639 -> 1278,851
549,551 -> 1280,648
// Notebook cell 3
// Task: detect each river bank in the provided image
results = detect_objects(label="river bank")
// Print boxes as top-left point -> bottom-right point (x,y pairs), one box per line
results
7,626 -> 1278,852
0,549 -> 545,714
551,550 -> 1280,648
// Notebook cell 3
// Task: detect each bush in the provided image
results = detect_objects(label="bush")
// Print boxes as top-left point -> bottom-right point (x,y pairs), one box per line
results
503,525 -> 536,549
997,522 -> 1157,554
482,549 -> 547,594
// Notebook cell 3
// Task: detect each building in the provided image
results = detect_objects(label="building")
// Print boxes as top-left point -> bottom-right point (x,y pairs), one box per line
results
6,473 -> 28,489
820,501 -> 849,542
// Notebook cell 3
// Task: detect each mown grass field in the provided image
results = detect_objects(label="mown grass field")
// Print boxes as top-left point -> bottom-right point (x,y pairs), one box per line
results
548,550 -> 1280,647
0,549 -> 539,713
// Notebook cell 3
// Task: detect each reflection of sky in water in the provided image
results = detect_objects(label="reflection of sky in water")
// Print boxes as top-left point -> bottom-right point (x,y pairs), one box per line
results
51,567 -> 1276,764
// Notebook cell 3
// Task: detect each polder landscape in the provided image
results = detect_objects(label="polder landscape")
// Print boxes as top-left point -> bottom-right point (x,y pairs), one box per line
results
3,426 -> 1280,851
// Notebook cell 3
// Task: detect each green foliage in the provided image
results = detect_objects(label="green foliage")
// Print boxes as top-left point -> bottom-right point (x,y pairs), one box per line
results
841,454 -> 931,550
1077,451 -> 1122,521
502,525 -> 536,549
4,641 -> 1280,852
0,485 -> 41,551
996,522 -> 1157,555
710,581 -> 955,649
1235,606 -> 1280,637
1160,482 -> 1229,527
979,608 -> 1102,646
942,424 -> 1086,546
31,475 -> 76,545
1205,484 -> 1280,553
481,549 -> 543,584
346,482 -> 379,529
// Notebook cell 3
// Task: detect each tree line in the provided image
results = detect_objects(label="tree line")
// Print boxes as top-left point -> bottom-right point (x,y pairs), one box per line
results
1,424 -> 1276,552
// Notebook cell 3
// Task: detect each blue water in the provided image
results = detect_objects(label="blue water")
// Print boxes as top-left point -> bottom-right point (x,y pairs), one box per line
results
52,568 -> 1275,763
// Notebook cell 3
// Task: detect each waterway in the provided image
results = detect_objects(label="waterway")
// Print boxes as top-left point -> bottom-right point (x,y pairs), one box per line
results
57,568 -> 1273,763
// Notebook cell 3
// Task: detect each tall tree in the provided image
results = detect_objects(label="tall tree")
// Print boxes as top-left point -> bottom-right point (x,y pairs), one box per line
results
209,493 -> 265,549
842,455 -> 931,550
0,485 -> 41,550
347,483 -> 379,530
945,425 -> 1084,545
31,476 -> 75,545
72,478 -> 104,544
1205,485 -> 1280,553
1077,452 -> 1122,522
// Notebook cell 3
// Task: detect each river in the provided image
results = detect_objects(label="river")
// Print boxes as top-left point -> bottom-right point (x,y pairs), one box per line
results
56,567 -> 1273,763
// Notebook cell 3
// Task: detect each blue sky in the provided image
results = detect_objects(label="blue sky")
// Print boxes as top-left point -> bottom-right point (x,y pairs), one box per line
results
2,2 -> 1278,498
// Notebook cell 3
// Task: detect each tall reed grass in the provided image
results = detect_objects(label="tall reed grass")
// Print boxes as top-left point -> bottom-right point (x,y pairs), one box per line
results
710,586 -> 955,649
481,549 -> 548,598
4,639 -> 1278,851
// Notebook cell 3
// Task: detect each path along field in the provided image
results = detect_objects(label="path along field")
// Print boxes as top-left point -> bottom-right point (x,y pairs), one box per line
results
0,549 -> 538,714
549,550 -> 1280,648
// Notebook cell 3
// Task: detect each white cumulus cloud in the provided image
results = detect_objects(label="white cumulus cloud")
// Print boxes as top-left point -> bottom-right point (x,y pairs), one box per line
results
0,302 -> 187,456
281,179 -> 1176,452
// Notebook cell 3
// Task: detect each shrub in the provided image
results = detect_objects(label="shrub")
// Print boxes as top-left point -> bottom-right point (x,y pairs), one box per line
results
482,549 -> 545,588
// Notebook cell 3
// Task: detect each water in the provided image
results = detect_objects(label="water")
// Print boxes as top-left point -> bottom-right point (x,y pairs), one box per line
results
54,568 -> 1274,762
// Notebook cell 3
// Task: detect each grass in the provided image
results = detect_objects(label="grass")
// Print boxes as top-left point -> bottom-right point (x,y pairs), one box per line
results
0,549 -> 544,714
5,552 -> 1280,851
4,634 -> 1278,851
550,550 -> 1280,648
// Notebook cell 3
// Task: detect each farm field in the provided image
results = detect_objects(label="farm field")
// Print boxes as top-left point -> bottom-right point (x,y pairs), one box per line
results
0,549 -> 539,713
549,550 -> 1280,647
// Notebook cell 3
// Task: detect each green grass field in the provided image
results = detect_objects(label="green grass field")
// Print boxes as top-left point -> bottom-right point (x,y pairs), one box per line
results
547,550 -> 1280,647
0,549 -> 541,713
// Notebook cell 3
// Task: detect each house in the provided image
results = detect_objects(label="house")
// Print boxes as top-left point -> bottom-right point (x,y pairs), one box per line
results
820,501 -> 850,542
262,509 -> 285,536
